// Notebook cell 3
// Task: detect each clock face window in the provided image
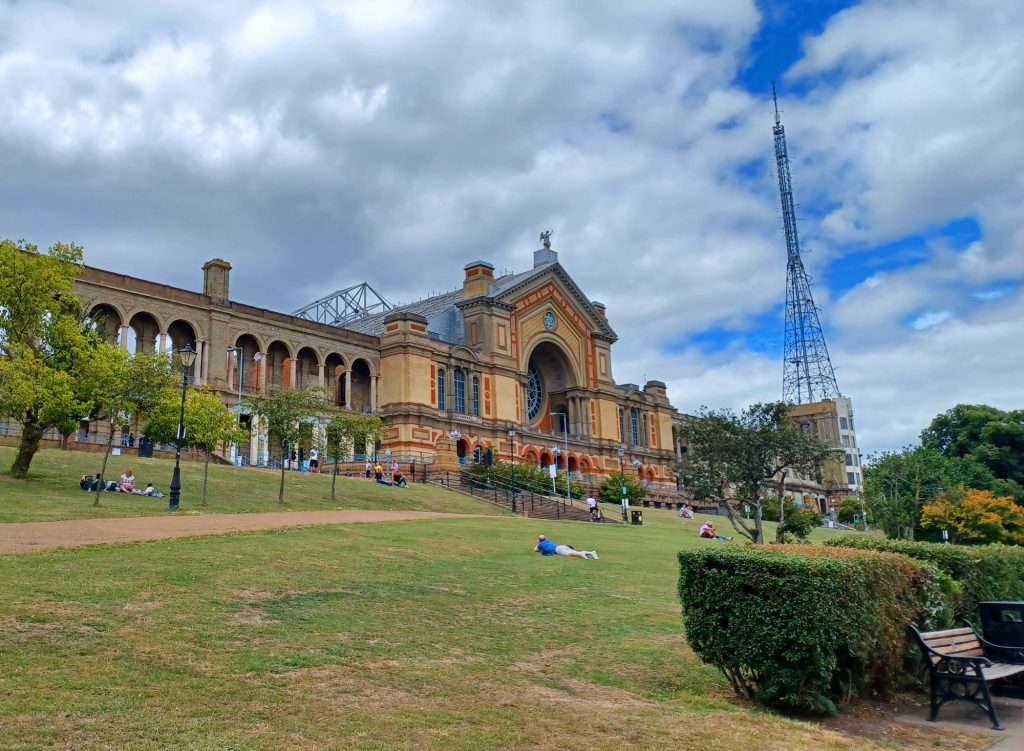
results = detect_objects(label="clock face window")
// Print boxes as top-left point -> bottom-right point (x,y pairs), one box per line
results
543,311 -> 556,330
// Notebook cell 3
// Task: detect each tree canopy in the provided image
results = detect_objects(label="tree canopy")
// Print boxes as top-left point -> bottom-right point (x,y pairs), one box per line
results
920,486 -> 1024,545
249,387 -> 331,503
921,404 -> 1024,499
0,239 -> 124,477
677,402 -> 831,544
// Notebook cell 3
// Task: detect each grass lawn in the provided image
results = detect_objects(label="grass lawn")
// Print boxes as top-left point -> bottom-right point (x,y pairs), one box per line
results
0,446 -> 506,523
0,507 -> 971,751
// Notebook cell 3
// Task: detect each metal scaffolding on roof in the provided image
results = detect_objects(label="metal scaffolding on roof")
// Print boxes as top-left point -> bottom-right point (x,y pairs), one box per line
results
292,282 -> 393,326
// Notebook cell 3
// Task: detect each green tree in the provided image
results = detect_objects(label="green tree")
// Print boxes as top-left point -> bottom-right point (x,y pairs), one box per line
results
0,239 -> 124,478
598,472 -> 647,506
146,388 -> 244,506
863,446 -> 995,540
921,404 -> 1024,487
248,387 -> 331,503
324,411 -> 383,501
677,402 -> 831,544
90,351 -> 177,506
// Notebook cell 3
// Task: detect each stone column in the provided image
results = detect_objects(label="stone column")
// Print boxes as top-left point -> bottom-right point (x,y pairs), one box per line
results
249,419 -> 259,466
118,325 -> 129,350
344,370 -> 352,409
195,340 -> 206,385
370,375 -> 378,412
289,358 -> 297,390
318,363 -> 325,388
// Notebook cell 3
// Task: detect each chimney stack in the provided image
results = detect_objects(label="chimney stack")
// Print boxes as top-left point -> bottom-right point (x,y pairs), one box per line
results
462,260 -> 495,298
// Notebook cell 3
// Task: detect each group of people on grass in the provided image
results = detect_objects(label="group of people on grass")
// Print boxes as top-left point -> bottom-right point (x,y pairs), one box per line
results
364,460 -> 407,487
79,468 -> 162,497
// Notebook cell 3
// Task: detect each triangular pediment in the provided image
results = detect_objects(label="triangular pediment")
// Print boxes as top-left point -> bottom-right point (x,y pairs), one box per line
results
492,263 -> 617,342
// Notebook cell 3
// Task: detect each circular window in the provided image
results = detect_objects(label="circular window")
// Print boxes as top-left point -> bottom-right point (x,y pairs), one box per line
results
527,364 -> 543,421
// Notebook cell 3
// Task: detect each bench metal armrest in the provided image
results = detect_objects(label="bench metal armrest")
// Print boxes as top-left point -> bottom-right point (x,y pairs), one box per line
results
963,619 -> 1024,664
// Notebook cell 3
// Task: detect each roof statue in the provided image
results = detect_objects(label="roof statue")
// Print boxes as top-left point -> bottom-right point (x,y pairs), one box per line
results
540,229 -> 553,249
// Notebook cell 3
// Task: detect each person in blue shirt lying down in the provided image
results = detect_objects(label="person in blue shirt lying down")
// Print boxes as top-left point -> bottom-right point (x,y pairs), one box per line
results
533,534 -> 598,560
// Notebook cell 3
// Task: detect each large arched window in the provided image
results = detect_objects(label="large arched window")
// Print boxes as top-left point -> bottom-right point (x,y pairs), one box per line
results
437,368 -> 446,411
472,376 -> 480,417
454,369 -> 466,414
527,364 -> 543,421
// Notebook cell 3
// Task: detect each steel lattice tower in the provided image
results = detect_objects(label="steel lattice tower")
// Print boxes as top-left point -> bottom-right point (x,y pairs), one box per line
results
772,84 -> 841,404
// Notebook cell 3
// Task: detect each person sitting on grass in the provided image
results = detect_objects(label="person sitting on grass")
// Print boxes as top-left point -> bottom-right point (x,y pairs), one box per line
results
678,503 -> 694,518
533,534 -> 598,560
699,521 -> 731,541
119,468 -> 136,494
80,474 -> 94,491
392,470 -> 408,488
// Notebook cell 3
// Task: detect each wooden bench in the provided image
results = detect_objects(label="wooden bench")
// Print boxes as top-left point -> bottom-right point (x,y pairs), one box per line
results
910,623 -> 1024,730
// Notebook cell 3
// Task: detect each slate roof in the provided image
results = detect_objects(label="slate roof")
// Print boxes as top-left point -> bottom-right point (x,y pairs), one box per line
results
340,289 -> 463,337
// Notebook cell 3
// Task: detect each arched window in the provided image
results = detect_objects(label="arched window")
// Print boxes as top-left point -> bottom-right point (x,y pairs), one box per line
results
437,368 -> 446,411
527,363 -> 543,421
454,369 -> 466,414
629,408 -> 640,445
472,376 -> 480,417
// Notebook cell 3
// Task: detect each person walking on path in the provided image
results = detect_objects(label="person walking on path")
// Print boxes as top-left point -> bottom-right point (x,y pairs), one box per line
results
586,495 -> 597,513
533,534 -> 598,559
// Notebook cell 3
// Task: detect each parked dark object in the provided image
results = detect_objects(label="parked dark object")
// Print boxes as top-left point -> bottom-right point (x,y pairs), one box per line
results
979,602 -> 1024,648
909,623 -> 1024,730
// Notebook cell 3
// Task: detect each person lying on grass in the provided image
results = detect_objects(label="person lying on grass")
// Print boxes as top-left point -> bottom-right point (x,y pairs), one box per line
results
533,534 -> 599,559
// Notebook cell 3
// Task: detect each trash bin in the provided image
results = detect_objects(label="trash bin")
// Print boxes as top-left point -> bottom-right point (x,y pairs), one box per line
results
630,509 -> 643,526
137,438 -> 154,458
979,602 -> 1024,647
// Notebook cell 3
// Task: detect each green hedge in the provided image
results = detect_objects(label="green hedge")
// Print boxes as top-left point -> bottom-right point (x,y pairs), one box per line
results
678,545 -> 948,713
823,537 -> 1024,620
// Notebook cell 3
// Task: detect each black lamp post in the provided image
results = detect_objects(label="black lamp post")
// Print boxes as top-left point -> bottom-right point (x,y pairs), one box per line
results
168,344 -> 197,511
507,424 -> 517,513
617,445 -> 627,522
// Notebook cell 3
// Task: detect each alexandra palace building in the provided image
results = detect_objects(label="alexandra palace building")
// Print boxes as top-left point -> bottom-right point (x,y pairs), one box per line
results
74,242 -> 681,486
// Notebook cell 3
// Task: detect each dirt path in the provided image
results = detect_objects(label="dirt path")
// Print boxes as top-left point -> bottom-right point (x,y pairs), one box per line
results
0,510 -> 487,555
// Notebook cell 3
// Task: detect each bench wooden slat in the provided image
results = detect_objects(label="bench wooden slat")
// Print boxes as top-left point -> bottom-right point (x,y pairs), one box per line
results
982,663 -> 1024,681
926,634 -> 981,650
923,627 -> 974,640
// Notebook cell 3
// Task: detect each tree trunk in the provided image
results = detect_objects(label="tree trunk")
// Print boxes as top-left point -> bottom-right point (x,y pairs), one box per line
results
775,474 -> 787,544
754,504 -> 764,544
10,420 -> 45,478
331,464 -> 337,501
202,453 -> 210,506
94,414 -> 117,506
278,461 -> 286,503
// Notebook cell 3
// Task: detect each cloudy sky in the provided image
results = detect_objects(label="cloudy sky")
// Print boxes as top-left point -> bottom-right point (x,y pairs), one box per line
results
1,0 -> 1021,453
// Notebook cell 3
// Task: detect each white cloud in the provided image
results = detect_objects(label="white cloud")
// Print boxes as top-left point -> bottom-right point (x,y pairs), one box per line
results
0,0 -> 1020,453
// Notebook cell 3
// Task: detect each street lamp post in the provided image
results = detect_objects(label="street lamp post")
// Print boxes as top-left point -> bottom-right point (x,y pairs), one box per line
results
550,445 -> 560,496
507,424 -> 517,513
168,344 -> 197,511
617,445 -> 628,522
550,412 -> 570,501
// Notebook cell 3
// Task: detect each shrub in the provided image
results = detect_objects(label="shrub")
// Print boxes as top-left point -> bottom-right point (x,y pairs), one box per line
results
761,495 -> 823,541
678,545 -> 946,714
598,472 -> 647,505
463,460 -> 585,499
823,537 -> 1024,620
